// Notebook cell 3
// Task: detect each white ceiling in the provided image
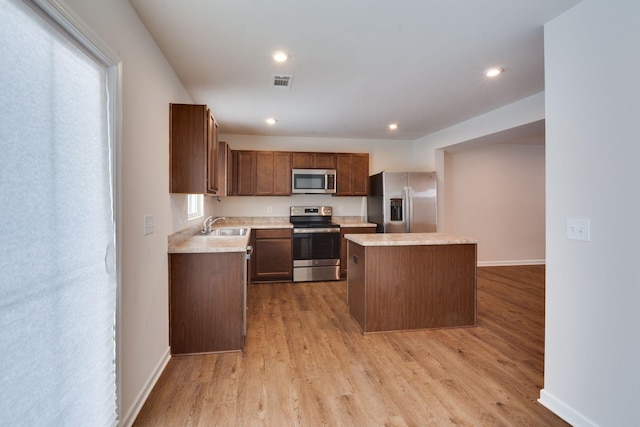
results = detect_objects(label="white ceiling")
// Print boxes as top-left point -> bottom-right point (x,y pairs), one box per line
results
129,0 -> 581,141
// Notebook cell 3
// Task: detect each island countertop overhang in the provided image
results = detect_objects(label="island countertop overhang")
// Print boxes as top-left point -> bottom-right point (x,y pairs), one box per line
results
344,232 -> 479,247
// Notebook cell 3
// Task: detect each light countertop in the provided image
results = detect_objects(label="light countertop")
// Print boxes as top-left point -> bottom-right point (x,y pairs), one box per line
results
168,216 -> 376,254
332,217 -> 377,228
169,233 -> 251,254
345,232 -> 479,247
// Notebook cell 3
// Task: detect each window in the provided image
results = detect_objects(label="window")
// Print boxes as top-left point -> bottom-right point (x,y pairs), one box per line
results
187,194 -> 204,220
0,0 -> 120,425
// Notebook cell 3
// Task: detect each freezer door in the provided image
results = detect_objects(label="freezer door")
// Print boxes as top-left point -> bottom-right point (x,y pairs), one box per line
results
382,172 -> 408,233
407,172 -> 437,232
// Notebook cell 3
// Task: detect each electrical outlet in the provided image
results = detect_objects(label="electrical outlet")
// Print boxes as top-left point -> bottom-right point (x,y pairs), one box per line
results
267,206 -> 273,214
144,215 -> 154,235
566,218 -> 590,241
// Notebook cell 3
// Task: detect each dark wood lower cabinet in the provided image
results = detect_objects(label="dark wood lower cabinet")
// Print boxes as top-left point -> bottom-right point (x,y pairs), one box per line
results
250,228 -> 293,282
169,252 -> 245,354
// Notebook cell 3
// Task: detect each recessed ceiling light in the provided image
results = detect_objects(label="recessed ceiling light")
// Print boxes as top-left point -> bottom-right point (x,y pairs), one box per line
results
265,118 -> 277,125
273,51 -> 289,63
388,123 -> 399,130
486,67 -> 504,77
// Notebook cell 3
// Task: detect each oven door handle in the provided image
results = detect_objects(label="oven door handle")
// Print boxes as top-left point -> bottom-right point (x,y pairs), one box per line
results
293,228 -> 340,234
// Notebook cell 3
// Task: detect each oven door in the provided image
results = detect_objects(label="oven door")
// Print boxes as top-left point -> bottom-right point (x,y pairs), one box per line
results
292,228 -> 341,281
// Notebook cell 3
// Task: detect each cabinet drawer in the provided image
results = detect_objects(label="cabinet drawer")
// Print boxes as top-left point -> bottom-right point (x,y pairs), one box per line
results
254,228 -> 292,239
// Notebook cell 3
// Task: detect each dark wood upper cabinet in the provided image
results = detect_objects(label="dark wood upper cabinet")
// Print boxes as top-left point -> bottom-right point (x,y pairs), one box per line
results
273,151 -> 292,195
336,153 -> 369,196
228,149 -> 367,197
235,150 -> 256,196
292,152 -> 336,169
170,103 -> 218,195
217,140 -> 229,196
232,150 -> 291,196
256,151 -> 291,195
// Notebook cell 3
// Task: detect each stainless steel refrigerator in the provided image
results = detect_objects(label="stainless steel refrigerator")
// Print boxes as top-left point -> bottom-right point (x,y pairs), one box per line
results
367,171 -> 437,233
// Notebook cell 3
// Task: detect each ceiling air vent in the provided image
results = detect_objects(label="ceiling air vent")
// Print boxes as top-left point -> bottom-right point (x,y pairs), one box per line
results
273,74 -> 293,89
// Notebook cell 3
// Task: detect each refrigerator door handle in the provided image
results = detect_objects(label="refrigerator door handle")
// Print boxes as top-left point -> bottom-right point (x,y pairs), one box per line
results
403,186 -> 411,233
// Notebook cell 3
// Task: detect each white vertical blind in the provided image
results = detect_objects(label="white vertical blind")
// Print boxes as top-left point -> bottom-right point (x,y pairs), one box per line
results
0,0 -> 117,425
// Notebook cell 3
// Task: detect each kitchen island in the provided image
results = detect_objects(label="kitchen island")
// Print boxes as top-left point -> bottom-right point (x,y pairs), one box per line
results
345,232 -> 478,334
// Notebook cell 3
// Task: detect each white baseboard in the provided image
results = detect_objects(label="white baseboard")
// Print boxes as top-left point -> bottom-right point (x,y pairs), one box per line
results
539,389 -> 597,427
120,347 -> 171,427
477,259 -> 545,267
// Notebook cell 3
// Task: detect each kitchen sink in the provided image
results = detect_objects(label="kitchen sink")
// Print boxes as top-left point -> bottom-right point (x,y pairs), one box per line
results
200,227 -> 248,237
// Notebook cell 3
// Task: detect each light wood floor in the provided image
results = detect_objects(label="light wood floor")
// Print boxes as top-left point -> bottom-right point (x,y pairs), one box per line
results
133,265 -> 567,426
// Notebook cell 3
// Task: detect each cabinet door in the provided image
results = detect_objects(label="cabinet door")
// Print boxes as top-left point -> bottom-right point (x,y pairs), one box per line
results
170,104 -> 207,193
217,140 -> 228,196
336,153 -> 369,196
273,152 -> 291,195
336,153 -> 353,195
236,151 -> 256,195
255,151 -> 274,195
251,228 -> 293,282
292,152 -> 336,169
206,112 -> 219,195
351,153 -> 369,195
228,146 -> 237,195
292,152 -> 313,169
313,152 -> 336,169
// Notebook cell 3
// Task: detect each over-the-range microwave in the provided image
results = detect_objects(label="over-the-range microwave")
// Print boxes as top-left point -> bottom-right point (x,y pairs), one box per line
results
291,169 -> 336,194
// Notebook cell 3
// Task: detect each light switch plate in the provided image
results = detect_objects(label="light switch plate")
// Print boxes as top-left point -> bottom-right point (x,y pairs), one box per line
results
566,218 -> 590,241
144,215 -> 154,235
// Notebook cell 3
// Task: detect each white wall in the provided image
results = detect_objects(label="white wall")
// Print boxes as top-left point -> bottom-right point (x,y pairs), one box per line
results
444,141 -> 545,264
540,1 -> 640,425
411,92 -> 545,171
411,94 -> 546,263
210,134 -> 414,218
60,0 -> 197,425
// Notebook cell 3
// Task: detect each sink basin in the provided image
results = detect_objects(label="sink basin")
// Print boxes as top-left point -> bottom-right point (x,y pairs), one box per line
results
200,227 -> 248,237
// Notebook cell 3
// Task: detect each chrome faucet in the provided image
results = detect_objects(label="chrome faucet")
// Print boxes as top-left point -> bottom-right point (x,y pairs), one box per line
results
201,216 -> 225,234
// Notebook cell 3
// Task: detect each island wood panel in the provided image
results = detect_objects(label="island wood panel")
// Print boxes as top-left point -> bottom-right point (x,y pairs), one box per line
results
340,226 -> 375,278
348,241 -> 476,333
346,242 -> 366,327
170,252 -> 245,354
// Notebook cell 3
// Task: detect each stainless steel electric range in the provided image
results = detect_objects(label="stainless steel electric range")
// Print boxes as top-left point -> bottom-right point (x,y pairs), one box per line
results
289,206 -> 341,282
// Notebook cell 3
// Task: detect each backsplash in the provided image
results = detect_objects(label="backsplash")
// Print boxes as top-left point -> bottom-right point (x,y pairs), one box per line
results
206,194 -> 367,218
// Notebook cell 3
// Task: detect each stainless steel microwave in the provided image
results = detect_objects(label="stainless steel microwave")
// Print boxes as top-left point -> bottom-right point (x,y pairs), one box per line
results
291,169 -> 336,194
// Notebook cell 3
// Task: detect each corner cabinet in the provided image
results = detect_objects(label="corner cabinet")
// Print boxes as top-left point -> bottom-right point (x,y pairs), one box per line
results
170,103 -> 219,194
336,153 -> 369,196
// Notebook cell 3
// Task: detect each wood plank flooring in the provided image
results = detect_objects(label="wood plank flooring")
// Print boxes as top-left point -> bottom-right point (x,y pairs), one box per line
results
133,265 -> 567,426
